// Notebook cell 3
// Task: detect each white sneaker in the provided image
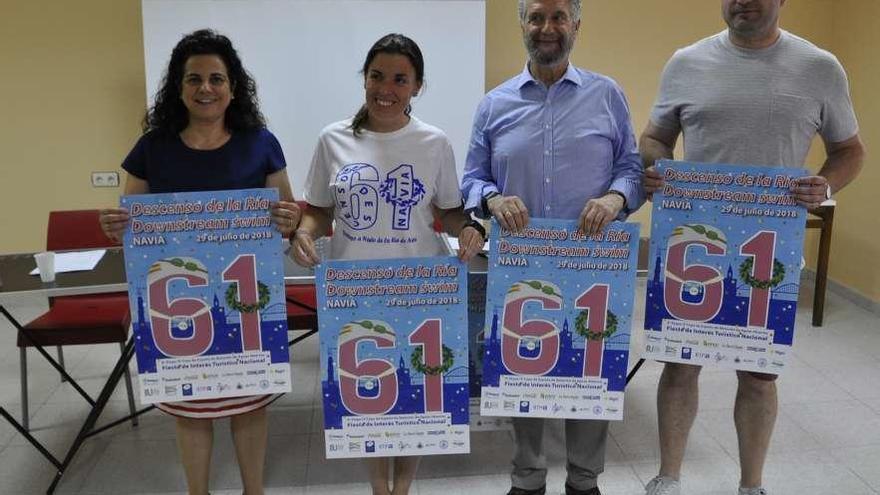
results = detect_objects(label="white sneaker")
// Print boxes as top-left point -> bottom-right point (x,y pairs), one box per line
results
738,488 -> 767,495
644,476 -> 680,495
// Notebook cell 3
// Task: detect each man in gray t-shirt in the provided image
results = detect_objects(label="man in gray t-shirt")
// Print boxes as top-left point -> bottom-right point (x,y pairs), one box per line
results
639,1 -> 865,495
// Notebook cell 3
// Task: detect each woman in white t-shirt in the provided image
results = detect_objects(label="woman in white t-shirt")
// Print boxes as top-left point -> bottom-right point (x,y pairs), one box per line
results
292,33 -> 484,495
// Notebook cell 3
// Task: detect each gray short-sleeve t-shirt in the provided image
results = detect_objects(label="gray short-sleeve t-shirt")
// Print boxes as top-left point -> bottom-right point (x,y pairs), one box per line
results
650,30 -> 858,168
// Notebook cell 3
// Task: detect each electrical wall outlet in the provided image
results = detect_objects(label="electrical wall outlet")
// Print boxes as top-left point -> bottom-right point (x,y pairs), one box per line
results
91,171 -> 119,188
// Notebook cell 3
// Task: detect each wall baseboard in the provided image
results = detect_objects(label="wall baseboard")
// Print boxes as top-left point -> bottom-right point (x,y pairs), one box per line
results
801,269 -> 880,316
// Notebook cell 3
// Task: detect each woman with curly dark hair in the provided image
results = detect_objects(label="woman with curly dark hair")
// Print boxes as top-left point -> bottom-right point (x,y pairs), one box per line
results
143,29 -> 266,135
100,29 -> 299,495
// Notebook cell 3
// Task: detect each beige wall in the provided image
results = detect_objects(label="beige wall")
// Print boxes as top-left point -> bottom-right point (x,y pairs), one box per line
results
0,0 -> 145,253
826,0 -> 880,302
1,0 -> 876,302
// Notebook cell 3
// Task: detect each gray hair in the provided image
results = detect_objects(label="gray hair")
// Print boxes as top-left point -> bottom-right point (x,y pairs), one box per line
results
518,0 -> 582,23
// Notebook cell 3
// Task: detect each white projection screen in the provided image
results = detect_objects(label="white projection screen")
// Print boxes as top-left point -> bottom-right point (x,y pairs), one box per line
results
141,0 -> 486,194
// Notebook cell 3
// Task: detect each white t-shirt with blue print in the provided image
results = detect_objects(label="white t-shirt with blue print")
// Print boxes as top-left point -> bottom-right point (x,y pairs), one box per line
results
304,116 -> 463,261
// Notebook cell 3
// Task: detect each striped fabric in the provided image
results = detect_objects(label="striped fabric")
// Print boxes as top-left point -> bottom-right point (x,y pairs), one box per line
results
156,393 -> 281,419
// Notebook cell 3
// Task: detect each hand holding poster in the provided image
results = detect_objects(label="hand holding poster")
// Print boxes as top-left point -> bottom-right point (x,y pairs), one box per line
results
317,256 -> 469,458
480,219 -> 640,421
122,188 -> 291,404
643,160 -> 807,374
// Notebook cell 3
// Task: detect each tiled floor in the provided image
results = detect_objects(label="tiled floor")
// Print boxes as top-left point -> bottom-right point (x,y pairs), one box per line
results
0,280 -> 877,495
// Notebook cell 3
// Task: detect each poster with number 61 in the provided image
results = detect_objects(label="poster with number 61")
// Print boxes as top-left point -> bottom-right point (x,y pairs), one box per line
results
317,256 -> 470,459
122,188 -> 291,404
643,160 -> 807,374
481,219 -> 640,421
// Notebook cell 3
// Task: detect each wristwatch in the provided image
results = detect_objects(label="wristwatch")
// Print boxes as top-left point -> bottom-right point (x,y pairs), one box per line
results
606,190 -> 627,208
481,191 -> 501,216
462,219 -> 487,240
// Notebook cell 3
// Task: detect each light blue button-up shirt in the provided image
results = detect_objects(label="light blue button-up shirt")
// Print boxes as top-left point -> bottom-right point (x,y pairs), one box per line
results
462,64 -> 645,220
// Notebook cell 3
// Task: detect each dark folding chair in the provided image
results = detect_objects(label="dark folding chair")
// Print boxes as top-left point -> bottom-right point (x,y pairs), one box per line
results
18,210 -> 137,430
286,285 -> 318,332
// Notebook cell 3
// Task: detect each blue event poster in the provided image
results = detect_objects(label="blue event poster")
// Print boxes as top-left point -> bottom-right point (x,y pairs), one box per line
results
643,160 -> 808,374
121,188 -> 291,405
316,256 -> 470,459
481,219 -> 640,421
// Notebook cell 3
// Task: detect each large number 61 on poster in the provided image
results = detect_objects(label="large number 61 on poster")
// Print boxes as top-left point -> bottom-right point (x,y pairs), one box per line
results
643,160 -> 807,374
122,188 -> 291,404
317,256 -> 470,459
481,219 -> 640,421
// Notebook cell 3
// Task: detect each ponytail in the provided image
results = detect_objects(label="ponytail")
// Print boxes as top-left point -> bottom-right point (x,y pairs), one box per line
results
350,105 -> 369,136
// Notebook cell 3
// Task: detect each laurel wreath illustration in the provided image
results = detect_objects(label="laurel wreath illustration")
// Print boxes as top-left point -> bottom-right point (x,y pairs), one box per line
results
225,282 -> 271,313
166,257 -> 209,273
347,320 -> 395,335
574,309 -> 619,341
507,280 -> 563,299
680,224 -> 727,245
411,345 -> 455,376
739,258 -> 786,289
379,177 -> 426,208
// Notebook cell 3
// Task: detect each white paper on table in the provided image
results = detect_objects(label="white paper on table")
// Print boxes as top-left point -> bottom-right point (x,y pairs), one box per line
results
29,249 -> 107,275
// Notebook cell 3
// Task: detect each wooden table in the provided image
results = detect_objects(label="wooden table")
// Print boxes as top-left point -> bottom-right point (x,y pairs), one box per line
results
806,202 -> 835,327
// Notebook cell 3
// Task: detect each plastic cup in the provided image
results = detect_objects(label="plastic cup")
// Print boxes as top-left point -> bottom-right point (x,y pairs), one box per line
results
34,251 -> 56,283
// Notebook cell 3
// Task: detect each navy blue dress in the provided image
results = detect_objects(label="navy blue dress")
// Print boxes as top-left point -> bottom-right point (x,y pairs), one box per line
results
122,128 -> 286,192
122,127 -> 288,418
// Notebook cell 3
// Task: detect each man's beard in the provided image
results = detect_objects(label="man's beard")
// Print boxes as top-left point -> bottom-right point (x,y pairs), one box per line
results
525,35 -> 572,67
725,10 -> 774,39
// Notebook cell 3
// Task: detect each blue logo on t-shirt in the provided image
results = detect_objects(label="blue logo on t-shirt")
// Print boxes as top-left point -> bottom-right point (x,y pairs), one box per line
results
380,164 -> 425,231
335,163 -> 379,231
334,163 -> 425,232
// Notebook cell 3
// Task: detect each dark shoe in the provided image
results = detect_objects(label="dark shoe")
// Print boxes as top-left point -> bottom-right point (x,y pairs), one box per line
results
565,483 -> 601,495
506,486 -> 546,495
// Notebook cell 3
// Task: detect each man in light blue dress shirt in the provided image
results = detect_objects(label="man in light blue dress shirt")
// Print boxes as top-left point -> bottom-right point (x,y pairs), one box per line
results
461,1 -> 644,495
